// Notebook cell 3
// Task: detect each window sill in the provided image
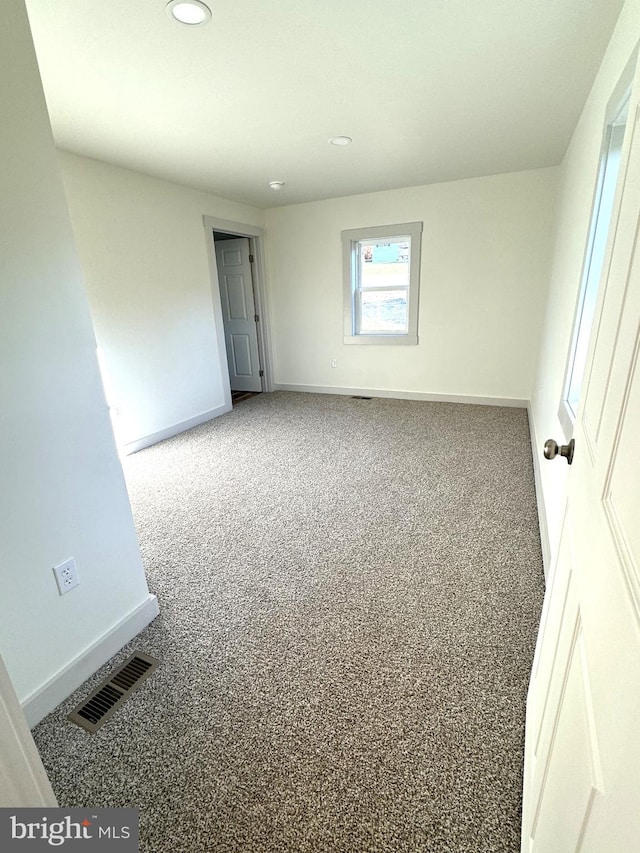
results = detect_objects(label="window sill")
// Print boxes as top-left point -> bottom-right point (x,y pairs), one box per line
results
343,334 -> 418,346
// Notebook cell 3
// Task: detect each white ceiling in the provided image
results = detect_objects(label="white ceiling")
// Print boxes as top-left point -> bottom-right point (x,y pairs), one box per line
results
25,0 -> 623,208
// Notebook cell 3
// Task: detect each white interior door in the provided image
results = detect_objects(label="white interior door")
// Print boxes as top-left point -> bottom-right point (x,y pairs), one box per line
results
0,655 -> 57,807
215,237 -> 262,393
521,91 -> 640,849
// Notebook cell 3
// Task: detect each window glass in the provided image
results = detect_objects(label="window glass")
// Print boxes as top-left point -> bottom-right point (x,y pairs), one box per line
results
563,104 -> 627,422
360,290 -> 408,333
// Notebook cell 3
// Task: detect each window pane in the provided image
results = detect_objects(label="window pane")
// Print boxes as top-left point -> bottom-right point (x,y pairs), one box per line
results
565,118 -> 625,418
359,237 -> 410,290
359,289 -> 408,333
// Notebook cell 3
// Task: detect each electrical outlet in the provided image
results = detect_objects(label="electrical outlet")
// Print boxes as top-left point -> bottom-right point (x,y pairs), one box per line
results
53,557 -> 80,596
331,358 -> 337,368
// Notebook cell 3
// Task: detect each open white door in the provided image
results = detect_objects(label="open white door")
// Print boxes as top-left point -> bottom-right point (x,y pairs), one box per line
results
0,655 -> 57,808
521,80 -> 640,849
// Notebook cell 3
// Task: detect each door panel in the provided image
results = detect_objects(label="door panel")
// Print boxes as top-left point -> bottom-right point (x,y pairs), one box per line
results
531,628 -> 601,853
231,334 -> 253,377
531,518 -> 572,754
215,237 -> 262,393
527,517 -> 603,853
601,254 -> 640,613
529,560 -> 603,852
221,248 -> 242,267
224,274 -> 249,320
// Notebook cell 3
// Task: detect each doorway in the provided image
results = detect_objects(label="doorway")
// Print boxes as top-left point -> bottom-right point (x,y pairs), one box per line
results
214,233 -> 262,394
203,216 -> 273,408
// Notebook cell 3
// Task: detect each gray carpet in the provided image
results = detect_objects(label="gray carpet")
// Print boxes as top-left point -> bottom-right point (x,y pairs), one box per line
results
33,391 -> 544,853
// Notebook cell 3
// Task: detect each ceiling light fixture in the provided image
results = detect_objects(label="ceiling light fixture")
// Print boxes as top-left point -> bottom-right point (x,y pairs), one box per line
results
166,0 -> 212,26
329,136 -> 352,146
268,181 -> 285,190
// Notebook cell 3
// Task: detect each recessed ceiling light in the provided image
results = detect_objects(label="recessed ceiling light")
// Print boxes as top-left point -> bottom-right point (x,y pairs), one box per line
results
166,0 -> 212,26
268,181 -> 285,191
329,136 -> 352,146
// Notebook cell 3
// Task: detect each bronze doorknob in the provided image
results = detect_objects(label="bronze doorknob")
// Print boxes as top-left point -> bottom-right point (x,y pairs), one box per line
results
544,438 -> 575,465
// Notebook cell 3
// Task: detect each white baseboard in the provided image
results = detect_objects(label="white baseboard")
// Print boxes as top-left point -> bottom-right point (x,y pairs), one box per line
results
22,594 -> 159,728
527,403 -> 551,580
121,403 -> 231,455
273,383 -> 528,408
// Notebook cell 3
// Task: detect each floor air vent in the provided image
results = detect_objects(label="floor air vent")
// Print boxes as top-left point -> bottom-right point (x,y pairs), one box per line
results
68,652 -> 160,733
351,396 -> 372,400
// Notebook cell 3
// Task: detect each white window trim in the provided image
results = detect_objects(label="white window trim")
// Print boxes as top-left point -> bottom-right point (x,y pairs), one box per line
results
342,221 -> 423,345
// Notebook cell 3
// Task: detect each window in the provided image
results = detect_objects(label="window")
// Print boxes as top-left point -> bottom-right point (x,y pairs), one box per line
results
342,221 -> 422,345
558,90 -> 629,435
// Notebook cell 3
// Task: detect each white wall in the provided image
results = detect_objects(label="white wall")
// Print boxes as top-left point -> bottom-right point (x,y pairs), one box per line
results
264,168 -> 558,402
530,0 -> 640,567
0,0 -> 156,723
58,151 -> 264,451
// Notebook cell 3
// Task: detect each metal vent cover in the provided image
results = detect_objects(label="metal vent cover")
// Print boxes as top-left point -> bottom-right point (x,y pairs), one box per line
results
68,652 -> 159,733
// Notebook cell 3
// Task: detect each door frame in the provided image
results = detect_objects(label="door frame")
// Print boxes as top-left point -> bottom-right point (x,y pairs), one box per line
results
0,654 -> 57,807
203,217 -> 274,400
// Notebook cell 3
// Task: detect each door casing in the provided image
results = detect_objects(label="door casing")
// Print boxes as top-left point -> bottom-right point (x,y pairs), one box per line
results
0,654 -> 57,808
203,216 -> 273,409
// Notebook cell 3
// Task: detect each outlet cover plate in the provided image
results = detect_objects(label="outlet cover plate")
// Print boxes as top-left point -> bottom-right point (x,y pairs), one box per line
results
53,557 -> 80,596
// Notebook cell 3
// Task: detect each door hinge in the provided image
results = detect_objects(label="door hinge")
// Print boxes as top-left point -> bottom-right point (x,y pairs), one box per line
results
254,314 -> 260,323
249,253 -> 255,263
259,370 -> 264,377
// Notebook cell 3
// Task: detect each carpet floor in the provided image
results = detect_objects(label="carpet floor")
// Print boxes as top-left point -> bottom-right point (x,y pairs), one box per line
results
33,391 -> 544,853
